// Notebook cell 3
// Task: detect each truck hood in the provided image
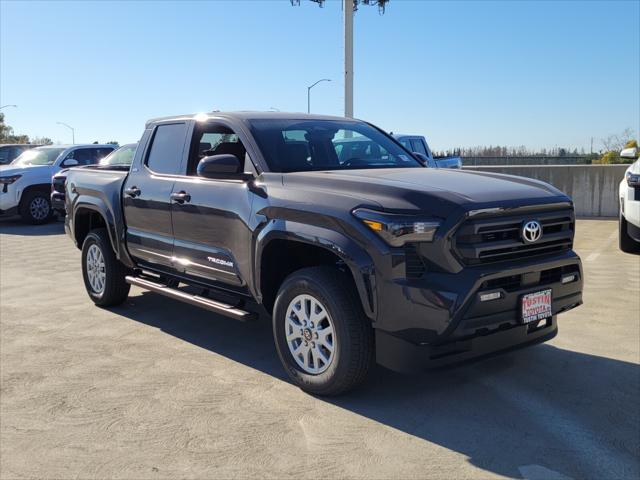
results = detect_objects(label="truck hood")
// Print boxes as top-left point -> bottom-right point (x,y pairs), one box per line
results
0,164 -> 54,177
282,168 -> 569,213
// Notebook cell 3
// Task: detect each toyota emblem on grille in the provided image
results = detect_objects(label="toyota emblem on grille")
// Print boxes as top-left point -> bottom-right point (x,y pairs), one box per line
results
522,220 -> 542,243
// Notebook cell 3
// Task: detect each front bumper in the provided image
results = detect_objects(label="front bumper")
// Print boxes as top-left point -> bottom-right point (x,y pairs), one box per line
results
377,316 -> 559,372
0,183 -> 20,213
374,251 -> 583,372
51,192 -> 66,212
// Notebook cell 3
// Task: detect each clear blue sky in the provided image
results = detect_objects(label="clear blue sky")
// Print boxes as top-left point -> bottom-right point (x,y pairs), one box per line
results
1,0 -> 638,152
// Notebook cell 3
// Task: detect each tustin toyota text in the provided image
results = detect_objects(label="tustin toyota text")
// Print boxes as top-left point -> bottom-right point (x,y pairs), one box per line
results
64,112 -> 583,395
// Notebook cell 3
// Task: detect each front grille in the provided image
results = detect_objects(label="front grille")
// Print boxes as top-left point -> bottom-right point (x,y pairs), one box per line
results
454,207 -> 574,265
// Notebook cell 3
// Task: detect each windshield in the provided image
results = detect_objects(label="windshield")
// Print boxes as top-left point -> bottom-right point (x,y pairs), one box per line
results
13,147 -> 65,166
99,144 -> 137,166
248,119 -> 421,173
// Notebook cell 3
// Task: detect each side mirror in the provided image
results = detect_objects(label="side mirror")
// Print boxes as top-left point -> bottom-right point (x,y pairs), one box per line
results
620,147 -> 638,159
62,159 -> 79,167
412,152 -> 431,167
197,154 -> 243,179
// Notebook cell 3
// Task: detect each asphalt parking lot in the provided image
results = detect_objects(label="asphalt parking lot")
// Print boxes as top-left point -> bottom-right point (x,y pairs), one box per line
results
0,218 -> 638,480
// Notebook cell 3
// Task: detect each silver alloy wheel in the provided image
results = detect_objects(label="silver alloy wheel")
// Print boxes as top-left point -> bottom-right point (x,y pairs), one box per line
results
285,294 -> 335,375
86,244 -> 106,294
30,196 -> 50,220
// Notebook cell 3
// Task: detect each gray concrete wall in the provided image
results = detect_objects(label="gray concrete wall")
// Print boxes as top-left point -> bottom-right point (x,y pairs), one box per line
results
464,165 -> 628,217
462,156 -> 589,166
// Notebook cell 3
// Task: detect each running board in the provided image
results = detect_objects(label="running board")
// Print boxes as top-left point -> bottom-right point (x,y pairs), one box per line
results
125,275 -> 257,321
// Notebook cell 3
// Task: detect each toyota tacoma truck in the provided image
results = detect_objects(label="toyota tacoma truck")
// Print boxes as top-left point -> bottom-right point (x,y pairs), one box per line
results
64,112 -> 583,395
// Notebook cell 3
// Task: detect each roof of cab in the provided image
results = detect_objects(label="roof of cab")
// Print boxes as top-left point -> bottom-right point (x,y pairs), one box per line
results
145,111 -> 361,128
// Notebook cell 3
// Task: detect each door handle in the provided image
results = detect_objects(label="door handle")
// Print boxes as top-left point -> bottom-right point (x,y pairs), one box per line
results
124,186 -> 141,198
170,191 -> 191,204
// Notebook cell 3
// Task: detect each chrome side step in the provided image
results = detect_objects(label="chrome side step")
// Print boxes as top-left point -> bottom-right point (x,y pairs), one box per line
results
125,275 -> 257,321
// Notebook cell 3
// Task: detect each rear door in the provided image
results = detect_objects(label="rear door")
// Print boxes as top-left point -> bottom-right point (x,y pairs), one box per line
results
123,122 -> 189,269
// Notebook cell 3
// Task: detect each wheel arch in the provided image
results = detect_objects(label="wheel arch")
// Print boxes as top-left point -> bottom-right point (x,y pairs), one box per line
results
18,183 -> 52,205
72,200 -> 119,256
255,220 -> 377,320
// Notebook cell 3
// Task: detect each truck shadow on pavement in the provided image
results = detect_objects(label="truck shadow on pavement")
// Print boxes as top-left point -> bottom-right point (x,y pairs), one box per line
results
0,218 -> 65,236
115,291 -> 639,480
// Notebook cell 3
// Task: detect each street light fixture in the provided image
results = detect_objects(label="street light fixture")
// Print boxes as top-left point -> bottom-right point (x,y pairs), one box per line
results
307,78 -> 331,114
0,104 -> 17,110
57,122 -> 75,144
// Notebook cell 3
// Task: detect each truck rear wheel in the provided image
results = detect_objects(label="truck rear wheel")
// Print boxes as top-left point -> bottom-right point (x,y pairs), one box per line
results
619,213 -> 640,253
272,266 -> 374,396
19,190 -> 52,225
81,228 -> 130,306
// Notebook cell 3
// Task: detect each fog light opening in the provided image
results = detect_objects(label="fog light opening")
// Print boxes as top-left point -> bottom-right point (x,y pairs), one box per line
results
561,274 -> 577,284
479,291 -> 502,302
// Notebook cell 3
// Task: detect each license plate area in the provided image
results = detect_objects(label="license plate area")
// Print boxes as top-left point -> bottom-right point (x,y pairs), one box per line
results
521,289 -> 552,324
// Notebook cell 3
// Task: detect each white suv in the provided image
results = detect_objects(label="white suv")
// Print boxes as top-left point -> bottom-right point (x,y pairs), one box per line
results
619,147 -> 640,253
0,144 -> 115,224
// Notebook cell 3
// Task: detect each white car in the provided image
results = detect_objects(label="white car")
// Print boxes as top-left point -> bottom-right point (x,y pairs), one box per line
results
619,147 -> 640,253
0,144 -> 116,224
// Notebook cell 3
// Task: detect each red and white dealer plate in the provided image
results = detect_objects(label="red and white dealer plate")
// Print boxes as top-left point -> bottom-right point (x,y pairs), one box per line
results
521,289 -> 552,324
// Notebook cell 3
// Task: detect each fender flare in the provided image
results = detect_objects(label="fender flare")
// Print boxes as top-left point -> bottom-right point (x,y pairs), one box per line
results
255,219 -> 377,320
71,197 -> 120,258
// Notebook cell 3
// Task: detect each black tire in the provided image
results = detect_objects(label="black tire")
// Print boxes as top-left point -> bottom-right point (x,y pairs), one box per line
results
19,190 -> 52,225
81,228 -> 130,306
619,213 -> 640,254
272,266 -> 374,396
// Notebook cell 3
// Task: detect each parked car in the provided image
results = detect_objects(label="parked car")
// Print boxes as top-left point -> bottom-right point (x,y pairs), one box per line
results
0,144 -> 40,165
51,143 -> 137,215
64,112 -> 583,395
619,147 -> 640,253
0,144 -> 116,223
393,134 -> 462,168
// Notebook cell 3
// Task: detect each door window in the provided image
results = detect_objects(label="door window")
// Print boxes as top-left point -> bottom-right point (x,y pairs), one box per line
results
69,148 -> 99,165
146,123 -> 188,175
186,125 -> 247,176
410,139 -> 428,156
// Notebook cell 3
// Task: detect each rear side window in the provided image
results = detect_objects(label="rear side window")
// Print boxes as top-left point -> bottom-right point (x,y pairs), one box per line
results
146,123 -> 187,175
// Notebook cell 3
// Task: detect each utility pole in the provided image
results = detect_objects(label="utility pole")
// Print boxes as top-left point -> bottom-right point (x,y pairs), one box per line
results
590,137 -> 593,155
291,1 -> 388,118
344,0 -> 354,118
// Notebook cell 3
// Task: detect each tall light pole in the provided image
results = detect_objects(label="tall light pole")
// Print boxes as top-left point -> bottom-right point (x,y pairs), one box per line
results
344,0 -> 354,118
57,122 -> 75,144
292,1 -> 388,118
307,78 -> 331,113
0,104 -> 17,110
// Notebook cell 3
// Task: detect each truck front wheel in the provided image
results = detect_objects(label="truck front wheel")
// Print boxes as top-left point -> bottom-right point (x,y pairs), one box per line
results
81,228 -> 130,306
272,266 -> 374,396
19,190 -> 52,225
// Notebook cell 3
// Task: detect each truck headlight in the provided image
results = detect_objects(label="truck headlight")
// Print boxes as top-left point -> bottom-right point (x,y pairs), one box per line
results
0,175 -> 21,185
626,172 -> 640,187
352,208 -> 441,246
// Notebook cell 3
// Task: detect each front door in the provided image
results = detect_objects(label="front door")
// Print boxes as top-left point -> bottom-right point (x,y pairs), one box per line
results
123,122 -> 188,269
169,122 -> 255,288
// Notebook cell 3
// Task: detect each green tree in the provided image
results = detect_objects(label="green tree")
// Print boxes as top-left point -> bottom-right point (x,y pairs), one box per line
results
0,112 -> 31,144
31,136 -> 53,145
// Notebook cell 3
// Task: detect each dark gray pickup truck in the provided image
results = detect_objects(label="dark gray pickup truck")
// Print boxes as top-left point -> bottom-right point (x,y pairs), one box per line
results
64,112 -> 583,395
